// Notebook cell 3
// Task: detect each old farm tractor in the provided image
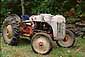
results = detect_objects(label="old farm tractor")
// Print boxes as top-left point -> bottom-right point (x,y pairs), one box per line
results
2,14 -> 75,54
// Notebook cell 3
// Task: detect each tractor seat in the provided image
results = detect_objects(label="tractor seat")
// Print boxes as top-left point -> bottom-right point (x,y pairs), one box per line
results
21,15 -> 30,21
21,15 -> 32,25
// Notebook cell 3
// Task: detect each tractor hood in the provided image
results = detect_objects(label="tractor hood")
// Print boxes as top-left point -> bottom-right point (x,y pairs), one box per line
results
29,14 -> 66,40
29,14 -> 65,23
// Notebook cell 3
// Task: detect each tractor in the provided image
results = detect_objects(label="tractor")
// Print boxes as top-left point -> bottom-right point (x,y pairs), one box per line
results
2,13 -> 75,54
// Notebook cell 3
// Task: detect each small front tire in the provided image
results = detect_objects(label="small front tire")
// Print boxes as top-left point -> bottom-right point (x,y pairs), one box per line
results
56,30 -> 75,48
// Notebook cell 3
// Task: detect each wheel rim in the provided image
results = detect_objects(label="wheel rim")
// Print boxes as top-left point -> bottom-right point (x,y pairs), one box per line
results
58,34 -> 74,47
63,35 -> 69,42
3,24 -> 13,41
32,36 -> 51,54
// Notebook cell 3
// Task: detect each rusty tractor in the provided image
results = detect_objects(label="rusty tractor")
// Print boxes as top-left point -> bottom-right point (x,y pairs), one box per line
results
2,14 -> 75,54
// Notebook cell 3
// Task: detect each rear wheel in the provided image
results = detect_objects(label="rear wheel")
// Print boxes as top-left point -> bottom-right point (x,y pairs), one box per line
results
57,30 -> 75,48
2,15 -> 20,45
31,33 -> 52,54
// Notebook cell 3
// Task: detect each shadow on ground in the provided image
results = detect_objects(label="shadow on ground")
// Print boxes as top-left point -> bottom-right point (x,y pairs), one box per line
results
17,38 -> 31,46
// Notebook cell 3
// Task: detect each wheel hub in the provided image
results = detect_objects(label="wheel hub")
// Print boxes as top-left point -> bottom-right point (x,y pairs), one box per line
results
63,35 -> 69,42
6,25 -> 13,39
39,42 -> 43,47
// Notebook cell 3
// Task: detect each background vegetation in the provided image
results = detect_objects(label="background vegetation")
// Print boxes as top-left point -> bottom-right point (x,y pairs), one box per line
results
0,0 -> 85,15
0,0 -> 85,32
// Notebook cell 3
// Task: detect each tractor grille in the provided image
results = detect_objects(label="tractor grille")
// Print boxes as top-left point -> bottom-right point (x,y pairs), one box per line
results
57,22 -> 65,39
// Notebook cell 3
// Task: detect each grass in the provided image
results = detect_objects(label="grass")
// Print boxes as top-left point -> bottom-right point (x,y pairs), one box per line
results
0,35 -> 85,57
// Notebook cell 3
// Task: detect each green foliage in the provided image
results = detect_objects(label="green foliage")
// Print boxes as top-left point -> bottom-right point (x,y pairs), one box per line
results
0,0 -> 84,16
31,0 -> 49,14
0,0 -> 85,25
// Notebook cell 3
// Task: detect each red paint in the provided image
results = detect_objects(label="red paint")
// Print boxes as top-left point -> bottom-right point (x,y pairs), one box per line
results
20,23 -> 32,35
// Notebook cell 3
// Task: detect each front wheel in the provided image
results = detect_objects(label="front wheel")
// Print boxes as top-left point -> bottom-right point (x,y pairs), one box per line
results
31,33 -> 52,54
56,30 -> 75,48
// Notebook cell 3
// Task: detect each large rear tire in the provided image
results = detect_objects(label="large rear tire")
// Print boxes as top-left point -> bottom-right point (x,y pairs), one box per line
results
2,14 -> 21,45
56,30 -> 75,48
31,33 -> 52,55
